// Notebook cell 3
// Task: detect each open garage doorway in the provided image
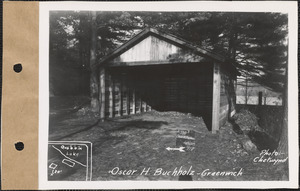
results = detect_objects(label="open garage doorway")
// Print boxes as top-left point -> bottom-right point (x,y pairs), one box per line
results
106,62 -> 214,130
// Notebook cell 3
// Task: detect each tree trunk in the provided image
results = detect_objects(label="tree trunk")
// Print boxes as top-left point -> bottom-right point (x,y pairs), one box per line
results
90,70 -> 99,112
78,13 -> 85,94
228,13 -> 238,60
89,11 -> 99,112
277,51 -> 288,180
278,96 -> 288,154
277,57 -> 288,155
78,14 -> 84,68
245,76 -> 248,105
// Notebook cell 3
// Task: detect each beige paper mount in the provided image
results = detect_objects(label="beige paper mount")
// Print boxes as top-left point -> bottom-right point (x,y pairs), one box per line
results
2,2 -> 39,190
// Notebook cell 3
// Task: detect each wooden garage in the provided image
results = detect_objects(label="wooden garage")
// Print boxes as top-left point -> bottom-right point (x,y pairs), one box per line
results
96,28 -> 239,133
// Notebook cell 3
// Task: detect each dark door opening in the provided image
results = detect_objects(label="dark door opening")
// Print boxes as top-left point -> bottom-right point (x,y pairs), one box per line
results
108,62 -> 213,130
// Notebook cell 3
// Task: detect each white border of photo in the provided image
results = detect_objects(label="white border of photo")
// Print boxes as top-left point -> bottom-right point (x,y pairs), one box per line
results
39,1 -> 298,189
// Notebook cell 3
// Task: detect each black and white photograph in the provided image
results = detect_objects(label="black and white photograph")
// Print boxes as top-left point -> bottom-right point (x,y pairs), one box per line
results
39,1 -> 298,189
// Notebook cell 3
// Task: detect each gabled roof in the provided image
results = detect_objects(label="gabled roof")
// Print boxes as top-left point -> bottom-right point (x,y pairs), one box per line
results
97,28 -> 239,75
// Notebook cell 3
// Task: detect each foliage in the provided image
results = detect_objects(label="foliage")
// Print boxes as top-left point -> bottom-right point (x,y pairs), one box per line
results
49,11 -> 288,95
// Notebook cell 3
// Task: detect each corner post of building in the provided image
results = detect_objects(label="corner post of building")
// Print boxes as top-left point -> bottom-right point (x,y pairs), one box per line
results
212,62 -> 221,134
99,67 -> 106,121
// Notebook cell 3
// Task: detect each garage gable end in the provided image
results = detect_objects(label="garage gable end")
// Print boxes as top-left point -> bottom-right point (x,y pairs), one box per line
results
109,35 -> 205,66
98,28 -> 230,68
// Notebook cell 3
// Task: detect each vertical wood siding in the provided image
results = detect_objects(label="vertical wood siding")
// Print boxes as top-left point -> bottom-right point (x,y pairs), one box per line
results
113,79 -> 122,117
111,35 -> 204,64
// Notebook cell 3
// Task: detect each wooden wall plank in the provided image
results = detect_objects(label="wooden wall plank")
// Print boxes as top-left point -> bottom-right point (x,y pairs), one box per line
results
139,96 -> 143,113
126,86 -> 130,115
119,80 -> 123,116
113,79 -> 119,116
132,89 -> 136,114
121,78 -> 128,115
111,35 -> 204,65
108,75 -> 114,118
135,93 -> 140,113
143,101 -> 147,112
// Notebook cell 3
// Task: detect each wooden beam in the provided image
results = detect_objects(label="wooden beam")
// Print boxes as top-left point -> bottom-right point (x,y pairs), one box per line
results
99,68 -> 105,120
112,79 -> 116,117
142,100 -> 146,112
146,104 -> 149,112
139,95 -> 143,113
119,80 -> 123,116
121,77 -> 127,116
108,75 -> 114,118
132,88 -> 136,114
212,62 -> 221,133
126,86 -> 130,115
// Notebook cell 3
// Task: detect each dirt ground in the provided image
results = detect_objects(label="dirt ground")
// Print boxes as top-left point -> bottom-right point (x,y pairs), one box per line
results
48,98 -> 288,181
